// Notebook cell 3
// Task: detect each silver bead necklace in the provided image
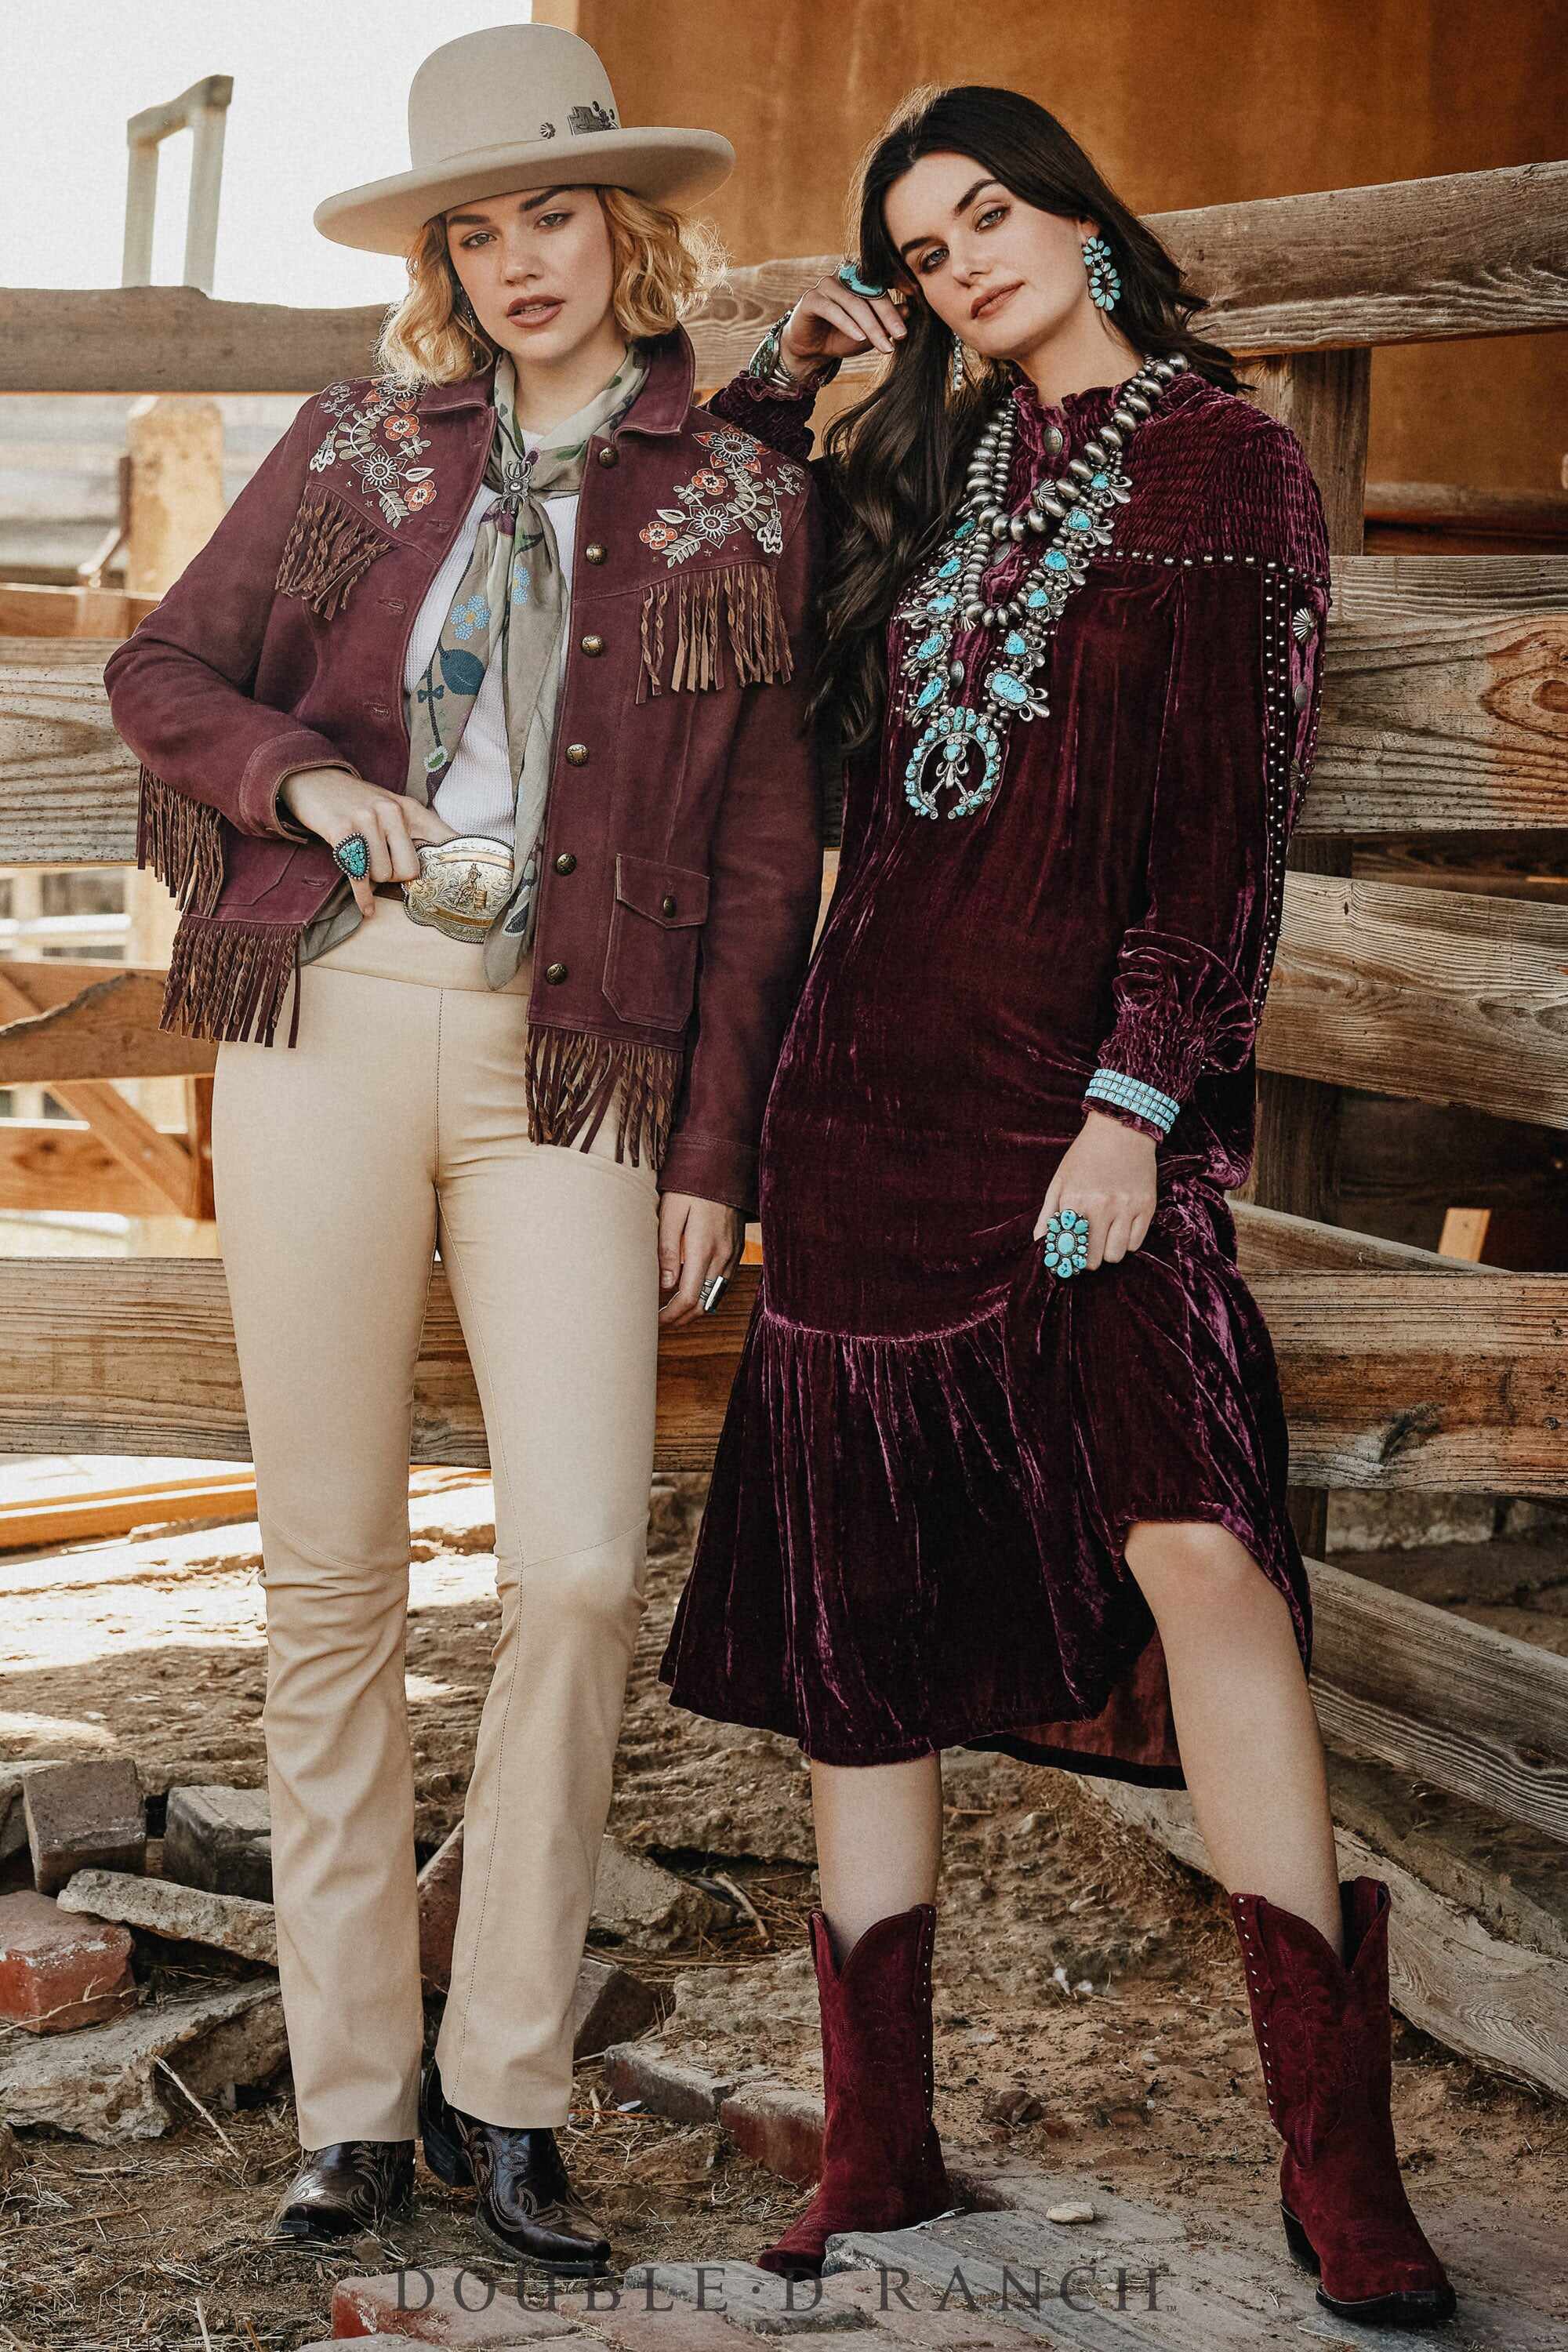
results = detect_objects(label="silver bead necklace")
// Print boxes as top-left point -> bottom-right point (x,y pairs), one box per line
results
895,350 -> 1189,819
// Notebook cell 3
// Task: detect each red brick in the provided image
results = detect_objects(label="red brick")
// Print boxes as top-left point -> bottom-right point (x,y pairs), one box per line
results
331,2265 -> 584,2342
0,1890 -> 136,2034
718,2082 -> 825,2188
22,1759 -> 145,1896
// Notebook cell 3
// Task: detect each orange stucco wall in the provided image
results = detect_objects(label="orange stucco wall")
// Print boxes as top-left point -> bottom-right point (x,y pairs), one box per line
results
548,0 -> 1565,492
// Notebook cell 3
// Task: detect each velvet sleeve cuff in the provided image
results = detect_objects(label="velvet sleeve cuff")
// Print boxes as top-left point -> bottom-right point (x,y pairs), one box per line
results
705,372 -> 819,466
1094,928 -> 1258,1112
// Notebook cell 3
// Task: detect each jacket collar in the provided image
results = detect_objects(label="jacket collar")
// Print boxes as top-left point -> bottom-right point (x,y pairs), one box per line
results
413,327 -> 696,437
416,361 -> 495,413
615,328 -> 696,440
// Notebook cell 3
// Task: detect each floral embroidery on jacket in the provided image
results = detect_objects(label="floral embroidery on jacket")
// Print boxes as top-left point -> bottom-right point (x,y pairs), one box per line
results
308,376 -> 437,528
639,426 -> 804,567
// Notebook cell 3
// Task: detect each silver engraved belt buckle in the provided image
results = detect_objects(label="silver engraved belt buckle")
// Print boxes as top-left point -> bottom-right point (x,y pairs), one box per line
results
400,835 -> 514,945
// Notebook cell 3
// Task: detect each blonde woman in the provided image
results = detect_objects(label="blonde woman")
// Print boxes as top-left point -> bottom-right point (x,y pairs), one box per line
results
103,26 -> 822,2267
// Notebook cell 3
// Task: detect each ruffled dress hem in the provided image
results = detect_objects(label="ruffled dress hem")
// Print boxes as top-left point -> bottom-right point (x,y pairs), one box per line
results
659,1490 -> 1306,1783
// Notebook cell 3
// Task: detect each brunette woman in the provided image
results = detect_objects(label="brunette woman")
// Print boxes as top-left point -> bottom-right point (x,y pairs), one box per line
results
659,84 -> 1454,2327
103,26 -> 822,2267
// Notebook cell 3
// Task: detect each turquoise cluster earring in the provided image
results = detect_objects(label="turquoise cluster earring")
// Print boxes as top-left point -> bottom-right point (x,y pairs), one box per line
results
1082,233 -> 1121,311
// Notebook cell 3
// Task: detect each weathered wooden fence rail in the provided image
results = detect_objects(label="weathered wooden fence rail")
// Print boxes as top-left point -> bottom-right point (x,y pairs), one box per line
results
5,553 -> 1566,855
4,1210 -> 1565,1489
0,160 -> 1561,394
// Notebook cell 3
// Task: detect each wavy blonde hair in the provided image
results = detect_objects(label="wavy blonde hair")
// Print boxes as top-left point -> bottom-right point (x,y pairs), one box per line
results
374,186 -> 726,384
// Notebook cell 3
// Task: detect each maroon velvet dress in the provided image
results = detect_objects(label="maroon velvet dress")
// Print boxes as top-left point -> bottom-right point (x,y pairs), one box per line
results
657,363 -> 1332,1786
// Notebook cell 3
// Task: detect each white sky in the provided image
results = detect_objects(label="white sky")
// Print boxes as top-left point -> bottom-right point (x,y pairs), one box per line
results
2,1 -> 540,308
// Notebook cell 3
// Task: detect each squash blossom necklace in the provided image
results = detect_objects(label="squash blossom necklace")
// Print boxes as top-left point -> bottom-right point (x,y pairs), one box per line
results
895,350 -> 1188,819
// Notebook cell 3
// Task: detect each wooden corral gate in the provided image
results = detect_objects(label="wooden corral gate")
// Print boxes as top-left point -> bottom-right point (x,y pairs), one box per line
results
2,160 -> 1566,2098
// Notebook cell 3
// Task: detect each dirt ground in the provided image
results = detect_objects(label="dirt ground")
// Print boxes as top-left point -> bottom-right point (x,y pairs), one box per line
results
0,1476 -> 1564,2352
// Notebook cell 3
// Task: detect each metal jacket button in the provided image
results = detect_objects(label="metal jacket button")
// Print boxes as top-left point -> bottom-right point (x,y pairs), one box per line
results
554,851 -> 577,874
545,961 -> 568,984
661,894 -> 677,916
596,445 -> 618,467
580,633 -> 604,655
565,743 -> 590,766
584,543 -> 607,564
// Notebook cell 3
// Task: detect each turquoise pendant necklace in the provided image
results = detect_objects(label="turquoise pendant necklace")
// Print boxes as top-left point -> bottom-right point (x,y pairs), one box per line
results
895,350 -> 1188,819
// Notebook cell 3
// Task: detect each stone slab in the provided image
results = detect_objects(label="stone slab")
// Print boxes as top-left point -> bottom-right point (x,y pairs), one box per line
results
622,2263 -> 866,2336
600,2041 -> 760,2125
57,1866 -> 278,1966
0,1975 -> 283,2142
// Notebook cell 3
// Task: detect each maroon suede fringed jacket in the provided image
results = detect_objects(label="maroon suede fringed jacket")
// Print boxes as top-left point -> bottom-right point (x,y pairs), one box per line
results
101,328 -> 826,1215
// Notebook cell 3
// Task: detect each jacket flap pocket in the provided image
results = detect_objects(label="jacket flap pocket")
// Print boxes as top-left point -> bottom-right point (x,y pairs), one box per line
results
615,854 -> 710,928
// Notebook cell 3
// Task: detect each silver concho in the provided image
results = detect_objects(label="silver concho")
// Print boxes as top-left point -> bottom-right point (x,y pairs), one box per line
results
400,835 -> 514,946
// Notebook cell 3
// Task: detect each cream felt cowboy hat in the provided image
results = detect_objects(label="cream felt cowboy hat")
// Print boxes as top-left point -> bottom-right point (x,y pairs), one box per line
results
314,24 -> 735,255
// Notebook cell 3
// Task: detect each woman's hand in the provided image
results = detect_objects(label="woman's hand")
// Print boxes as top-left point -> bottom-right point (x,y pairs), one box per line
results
278,767 -> 459,919
779,276 -> 907,379
1034,1108 -> 1158,1269
657,1193 -> 744,1327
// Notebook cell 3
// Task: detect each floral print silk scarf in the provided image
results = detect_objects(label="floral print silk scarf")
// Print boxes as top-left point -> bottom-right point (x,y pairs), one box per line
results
405,342 -> 648,975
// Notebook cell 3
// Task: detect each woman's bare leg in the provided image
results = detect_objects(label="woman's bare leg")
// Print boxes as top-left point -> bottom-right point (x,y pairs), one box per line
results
1123,1520 -> 1342,1957
809,1754 -> 944,1958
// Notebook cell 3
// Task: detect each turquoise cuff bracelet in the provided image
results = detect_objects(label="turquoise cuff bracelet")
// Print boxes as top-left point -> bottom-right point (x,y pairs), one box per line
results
1084,1066 -> 1181,1134
746,311 -> 840,396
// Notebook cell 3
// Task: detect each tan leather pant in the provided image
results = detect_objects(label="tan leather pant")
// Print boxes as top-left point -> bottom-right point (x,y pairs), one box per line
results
211,904 -> 659,2146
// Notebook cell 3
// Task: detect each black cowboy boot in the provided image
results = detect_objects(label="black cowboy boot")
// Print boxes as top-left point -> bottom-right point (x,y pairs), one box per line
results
419,2057 -> 612,2274
270,2139 -> 415,2242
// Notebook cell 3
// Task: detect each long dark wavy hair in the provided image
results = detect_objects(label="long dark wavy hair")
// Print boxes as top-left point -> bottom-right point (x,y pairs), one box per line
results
814,83 -> 1246,758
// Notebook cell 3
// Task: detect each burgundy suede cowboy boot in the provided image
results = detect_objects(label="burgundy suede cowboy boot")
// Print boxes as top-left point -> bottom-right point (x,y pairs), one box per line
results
1230,1876 -> 1456,2328
756,1900 -> 954,2279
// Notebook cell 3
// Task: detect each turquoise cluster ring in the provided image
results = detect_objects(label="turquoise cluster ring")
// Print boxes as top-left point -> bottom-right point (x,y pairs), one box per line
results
1042,1210 -> 1091,1279
332,832 -> 370,880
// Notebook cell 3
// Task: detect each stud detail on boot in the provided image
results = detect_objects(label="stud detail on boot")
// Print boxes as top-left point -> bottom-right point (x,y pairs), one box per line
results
1230,1876 -> 1456,2328
756,1900 -> 954,2279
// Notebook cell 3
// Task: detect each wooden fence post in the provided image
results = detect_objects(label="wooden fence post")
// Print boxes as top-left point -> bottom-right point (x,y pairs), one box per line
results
121,395 -> 227,1252
1243,348 -> 1370,1552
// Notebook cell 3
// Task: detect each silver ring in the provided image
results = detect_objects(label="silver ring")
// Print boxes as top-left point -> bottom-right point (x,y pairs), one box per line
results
699,1273 -> 730,1314
332,832 -> 370,879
